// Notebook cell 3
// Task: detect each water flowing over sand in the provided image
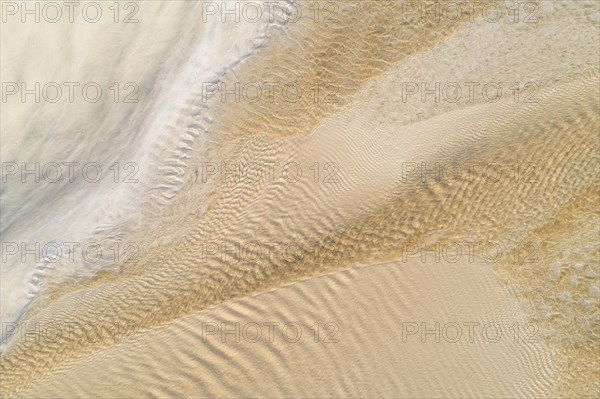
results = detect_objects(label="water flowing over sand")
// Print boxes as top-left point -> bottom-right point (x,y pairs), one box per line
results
1,1 -> 599,397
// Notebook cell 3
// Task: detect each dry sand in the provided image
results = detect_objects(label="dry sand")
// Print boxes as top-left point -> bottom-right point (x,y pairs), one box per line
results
1,1 -> 599,398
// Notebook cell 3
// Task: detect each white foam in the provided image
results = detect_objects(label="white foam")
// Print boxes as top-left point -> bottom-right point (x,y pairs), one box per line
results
1,1 -> 280,344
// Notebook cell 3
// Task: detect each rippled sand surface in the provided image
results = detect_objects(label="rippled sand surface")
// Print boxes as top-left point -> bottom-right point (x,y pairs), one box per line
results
1,1 -> 599,398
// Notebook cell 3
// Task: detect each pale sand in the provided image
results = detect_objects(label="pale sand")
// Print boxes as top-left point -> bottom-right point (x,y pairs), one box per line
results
1,1 -> 599,398
11,258 -> 558,398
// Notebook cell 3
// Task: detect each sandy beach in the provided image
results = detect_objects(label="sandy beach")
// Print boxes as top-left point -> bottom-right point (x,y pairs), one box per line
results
1,1 -> 599,398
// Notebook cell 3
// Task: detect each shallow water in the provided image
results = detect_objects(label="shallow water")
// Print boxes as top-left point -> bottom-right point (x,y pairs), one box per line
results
1,1 -> 599,397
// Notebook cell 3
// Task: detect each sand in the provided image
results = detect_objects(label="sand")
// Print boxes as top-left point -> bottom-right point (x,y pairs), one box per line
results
1,1 -> 599,398
8,258 -> 560,398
